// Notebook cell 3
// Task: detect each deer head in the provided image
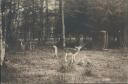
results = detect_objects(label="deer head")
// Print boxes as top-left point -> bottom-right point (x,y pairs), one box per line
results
75,43 -> 87,50
75,46 -> 82,51
53,45 -> 57,49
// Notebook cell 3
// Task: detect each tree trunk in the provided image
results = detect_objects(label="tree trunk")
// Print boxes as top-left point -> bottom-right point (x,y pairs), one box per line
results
61,0 -> 66,47
0,22 -> 5,66
124,6 -> 128,48
45,0 -> 49,41
1,0 -> 6,66
123,27 -> 128,48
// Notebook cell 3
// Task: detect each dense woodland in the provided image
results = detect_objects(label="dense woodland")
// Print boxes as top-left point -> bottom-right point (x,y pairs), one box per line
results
0,0 -> 128,51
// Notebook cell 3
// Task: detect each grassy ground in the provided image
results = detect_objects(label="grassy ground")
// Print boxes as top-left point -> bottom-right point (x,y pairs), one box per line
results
1,48 -> 128,84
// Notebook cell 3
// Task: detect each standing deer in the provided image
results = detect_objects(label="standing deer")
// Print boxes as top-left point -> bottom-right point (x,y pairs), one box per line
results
53,44 -> 85,63
19,39 -> 25,51
53,45 -> 58,58
65,46 -> 83,63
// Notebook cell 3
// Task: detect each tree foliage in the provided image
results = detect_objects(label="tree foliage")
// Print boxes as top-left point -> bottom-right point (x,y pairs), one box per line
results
64,0 -> 128,32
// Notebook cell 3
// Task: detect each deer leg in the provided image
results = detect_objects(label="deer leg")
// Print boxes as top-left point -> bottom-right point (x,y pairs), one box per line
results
72,55 -> 74,63
54,53 -> 57,58
73,55 -> 76,63
65,53 -> 68,62
54,47 -> 58,58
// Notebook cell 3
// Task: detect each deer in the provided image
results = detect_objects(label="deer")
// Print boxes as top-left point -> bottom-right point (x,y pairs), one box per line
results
53,44 -> 86,63
19,39 -> 25,51
64,46 -> 83,63
53,45 -> 58,58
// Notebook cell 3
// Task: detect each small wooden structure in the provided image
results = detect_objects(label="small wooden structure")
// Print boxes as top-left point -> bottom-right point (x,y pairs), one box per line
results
92,30 -> 108,50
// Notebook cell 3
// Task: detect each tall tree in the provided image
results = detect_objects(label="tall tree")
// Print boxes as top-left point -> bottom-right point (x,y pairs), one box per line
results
1,0 -> 5,65
61,0 -> 66,47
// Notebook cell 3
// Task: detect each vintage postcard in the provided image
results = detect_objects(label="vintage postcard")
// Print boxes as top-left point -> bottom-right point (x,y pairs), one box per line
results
0,0 -> 128,84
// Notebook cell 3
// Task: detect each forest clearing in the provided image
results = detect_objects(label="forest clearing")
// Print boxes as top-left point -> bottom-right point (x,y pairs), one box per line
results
1,48 -> 128,84
0,0 -> 128,83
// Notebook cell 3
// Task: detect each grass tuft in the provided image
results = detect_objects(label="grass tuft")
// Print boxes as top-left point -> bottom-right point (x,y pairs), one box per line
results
58,60 -> 76,73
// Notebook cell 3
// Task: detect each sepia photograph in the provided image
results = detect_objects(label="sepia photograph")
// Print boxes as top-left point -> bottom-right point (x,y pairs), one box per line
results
0,0 -> 128,84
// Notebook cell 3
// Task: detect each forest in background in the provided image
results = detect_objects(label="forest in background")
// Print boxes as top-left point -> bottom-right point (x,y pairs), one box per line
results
0,0 -> 128,51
